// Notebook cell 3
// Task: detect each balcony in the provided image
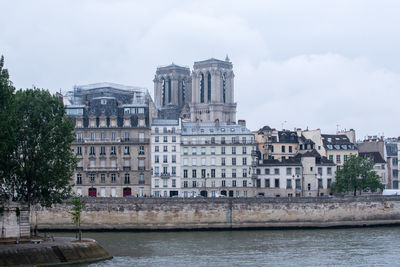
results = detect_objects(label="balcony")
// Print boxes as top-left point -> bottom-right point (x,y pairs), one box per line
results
251,150 -> 258,157
121,138 -> 150,144
123,166 -> 131,171
85,166 -> 119,172
138,166 -> 146,171
160,173 -> 171,179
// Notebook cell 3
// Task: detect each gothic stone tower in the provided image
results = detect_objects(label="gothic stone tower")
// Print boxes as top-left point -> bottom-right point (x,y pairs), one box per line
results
153,64 -> 192,119
190,57 -> 237,123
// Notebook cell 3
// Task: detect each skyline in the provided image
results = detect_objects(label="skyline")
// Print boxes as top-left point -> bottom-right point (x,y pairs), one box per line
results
1,0 -> 399,138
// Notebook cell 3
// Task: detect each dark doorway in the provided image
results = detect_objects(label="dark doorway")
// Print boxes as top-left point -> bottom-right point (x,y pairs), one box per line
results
200,190 -> 208,197
88,188 -> 97,197
229,190 -> 234,197
123,187 -> 132,197
221,190 -> 227,196
170,191 -> 179,197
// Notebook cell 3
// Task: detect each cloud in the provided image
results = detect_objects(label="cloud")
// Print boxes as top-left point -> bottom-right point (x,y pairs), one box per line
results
236,53 -> 400,138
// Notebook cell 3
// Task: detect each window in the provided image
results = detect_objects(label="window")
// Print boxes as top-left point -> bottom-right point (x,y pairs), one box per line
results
171,135 -> 176,143
163,136 -> 168,142
124,174 -> 130,184
124,132 -> 130,141
155,127 -> 159,134
286,179 -> 292,189
163,146 -> 168,152
154,167 -> 159,176
201,158 -> 206,165
139,159 -> 145,170
232,137 -> 237,143
110,146 -> 116,155
101,174 -> 105,183
90,132 -> 95,141
222,180 -> 226,187
139,174 -> 145,184
154,155 -> 159,163
275,179 -> 280,188
242,137 -> 246,144
124,146 -> 130,155
318,167 -> 323,176
100,132 -> 105,140
232,158 -> 236,166
211,157 -> 216,165
192,181 -> 197,188
256,168 -> 261,175
336,155 -> 341,163
289,146 -> 292,153
211,137 -> 215,144
221,169 -> 226,178
274,168 -> 280,175
172,179 -> 176,188
192,158 -> 197,166
192,147 -> 197,155
327,179 -> 332,189
163,155 -> 168,163
327,167 -> 332,175
201,169 -> 206,178
172,155 -> 176,163
232,147 -> 236,154
100,146 -> 105,155
192,170 -> 197,178
184,169 -> 188,178
111,174 -> 116,183
296,179 -> 301,189
232,169 -> 236,178
242,147 -> 247,154
155,179 -> 159,188
222,158 -> 226,166
221,147 -> 226,154
184,181 -> 188,188
172,145 -> 176,152
232,180 -> 237,187
155,136 -> 159,142
344,155 -> 348,162
286,168 -> 292,175
201,147 -> 206,155
89,146 -> 95,155
329,155 -> 333,161
76,174 -> 82,184
282,146 -> 285,153
221,137 -> 225,144
111,132 -> 116,141
242,169 -> 247,178
265,168 -> 270,175
163,127 -> 167,133
295,167 -> 300,175
318,179 -> 323,189
243,180 -> 247,187
211,169 -> 215,178
211,147 -> 215,155
184,147 -> 188,155
265,179 -> 270,188
76,133 -> 83,141
242,157 -> 247,165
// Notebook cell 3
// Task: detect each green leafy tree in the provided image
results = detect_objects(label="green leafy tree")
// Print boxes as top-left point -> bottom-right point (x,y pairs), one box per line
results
68,196 -> 85,241
11,88 -> 77,209
0,56 -> 16,204
331,155 -> 383,196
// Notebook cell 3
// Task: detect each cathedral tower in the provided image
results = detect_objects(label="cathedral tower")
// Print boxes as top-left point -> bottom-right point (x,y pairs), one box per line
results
189,57 -> 237,123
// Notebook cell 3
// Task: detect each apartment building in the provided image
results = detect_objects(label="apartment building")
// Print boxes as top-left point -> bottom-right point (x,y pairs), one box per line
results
65,83 -> 152,197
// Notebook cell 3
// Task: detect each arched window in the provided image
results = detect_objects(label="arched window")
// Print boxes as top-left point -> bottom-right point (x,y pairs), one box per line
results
222,73 -> 226,103
168,78 -> 172,103
200,73 -> 204,103
182,80 -> 185,104
162,79 -> 166,106
207,73 -> 211,102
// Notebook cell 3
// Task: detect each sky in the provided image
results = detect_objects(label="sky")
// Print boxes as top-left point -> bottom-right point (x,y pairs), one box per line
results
1,0 -> 399,139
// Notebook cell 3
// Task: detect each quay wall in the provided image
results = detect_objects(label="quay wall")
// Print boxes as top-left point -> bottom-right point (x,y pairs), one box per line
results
36,196 -> 400,230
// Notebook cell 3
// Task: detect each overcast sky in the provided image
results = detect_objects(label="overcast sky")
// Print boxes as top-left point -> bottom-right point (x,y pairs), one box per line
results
1,0 -> 399,139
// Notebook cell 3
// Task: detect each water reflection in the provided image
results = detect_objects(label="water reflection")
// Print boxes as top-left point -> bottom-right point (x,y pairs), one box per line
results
52,227 -> 400,266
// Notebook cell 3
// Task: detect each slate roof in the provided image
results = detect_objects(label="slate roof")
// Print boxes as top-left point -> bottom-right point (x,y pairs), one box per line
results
278,131 -> 298,143
181,121 -> 252,136
321,134 -> 356,150
359,152 -> 386,164
386,143 -> 398,157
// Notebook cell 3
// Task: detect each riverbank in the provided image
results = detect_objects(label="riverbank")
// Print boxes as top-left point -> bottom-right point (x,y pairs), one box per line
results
0,237 -> 112,266
35,195 -> 400,230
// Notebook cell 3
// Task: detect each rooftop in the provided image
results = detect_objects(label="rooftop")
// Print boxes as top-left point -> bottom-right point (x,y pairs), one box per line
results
181,121 -> 252,135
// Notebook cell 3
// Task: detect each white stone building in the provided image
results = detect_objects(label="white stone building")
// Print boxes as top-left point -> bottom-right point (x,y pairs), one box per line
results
181,121 -> 257,197
151,119 -> 182,197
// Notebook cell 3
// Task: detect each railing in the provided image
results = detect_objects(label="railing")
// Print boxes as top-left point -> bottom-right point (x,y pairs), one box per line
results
181,140 -> 255,145
160,173 -> 171,179
85,166 -> 119,172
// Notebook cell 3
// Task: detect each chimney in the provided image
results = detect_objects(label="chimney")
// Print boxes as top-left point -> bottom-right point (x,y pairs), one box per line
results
238,120 -> 246,127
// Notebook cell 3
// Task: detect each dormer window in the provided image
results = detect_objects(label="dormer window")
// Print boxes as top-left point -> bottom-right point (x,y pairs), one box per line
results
124,108 -> 131,114
101,99 -> 107,105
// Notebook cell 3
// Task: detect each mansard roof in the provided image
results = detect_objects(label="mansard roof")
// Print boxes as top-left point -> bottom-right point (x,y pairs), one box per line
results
321,134 -> 356,150
278,131 -> 298,143
359,152 -> 386,164
181,121 -> 252,136
385,143 -> 398,157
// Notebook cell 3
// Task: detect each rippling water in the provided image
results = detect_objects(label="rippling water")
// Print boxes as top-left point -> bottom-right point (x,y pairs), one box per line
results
52,227 -> 400,266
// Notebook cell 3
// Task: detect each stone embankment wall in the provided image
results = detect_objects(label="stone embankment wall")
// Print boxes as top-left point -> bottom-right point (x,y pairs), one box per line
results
36,196 -> 400,230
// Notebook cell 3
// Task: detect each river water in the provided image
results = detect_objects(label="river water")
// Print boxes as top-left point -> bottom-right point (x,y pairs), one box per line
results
52,227 -> 400,266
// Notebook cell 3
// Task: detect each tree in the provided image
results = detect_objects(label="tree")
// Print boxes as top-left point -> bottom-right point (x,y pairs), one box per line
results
68,196 -> 85,241
331,155 -> 383,196
0,56 -> 16,204
11,88 -> 77,210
